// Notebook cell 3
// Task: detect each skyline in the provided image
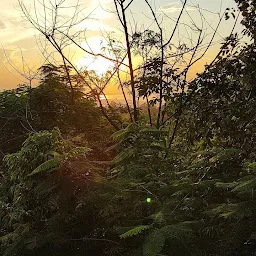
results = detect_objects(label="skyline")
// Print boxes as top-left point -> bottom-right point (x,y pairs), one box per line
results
0,0 -> 240,92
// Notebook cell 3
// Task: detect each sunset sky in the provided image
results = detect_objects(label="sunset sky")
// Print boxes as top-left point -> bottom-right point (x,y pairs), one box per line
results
0,0 -> 240,92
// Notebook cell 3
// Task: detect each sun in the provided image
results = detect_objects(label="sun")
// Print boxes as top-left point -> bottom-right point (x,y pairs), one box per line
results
76,37 -> 115,76
99,94 -> 106,100
76,56 -> 114,76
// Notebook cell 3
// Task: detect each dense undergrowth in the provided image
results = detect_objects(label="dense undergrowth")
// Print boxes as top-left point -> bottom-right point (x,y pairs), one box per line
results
1,1 -> 256,255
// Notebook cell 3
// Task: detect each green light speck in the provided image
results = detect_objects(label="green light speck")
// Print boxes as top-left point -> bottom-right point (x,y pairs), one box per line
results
146,197 -> 152,203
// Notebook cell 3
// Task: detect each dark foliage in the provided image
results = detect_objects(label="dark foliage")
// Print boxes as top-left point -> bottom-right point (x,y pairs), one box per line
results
1,1 -> 256,255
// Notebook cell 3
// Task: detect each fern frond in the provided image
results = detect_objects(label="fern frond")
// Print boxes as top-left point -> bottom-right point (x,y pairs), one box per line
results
113,148 -> 136,164
151,211 -> 164,224
215,182 -> 237,189
215,148 -> 241,162
232,177 -> 256,192
140,127 -> 168,136
143,229 -> 165,256
120,225 -> 150,239
246,162 -> 256,172
160,222 -> 193,239
28,157 -> 61,176
3,229 -> 29,256
149,142 -> 167,151
112,123 -> 138,142
188,159 -> 207,169
206,203 -> 239,218
66,146 -> 90,158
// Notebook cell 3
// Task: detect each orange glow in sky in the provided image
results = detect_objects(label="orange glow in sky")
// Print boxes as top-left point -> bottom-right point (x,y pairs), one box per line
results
0,0 -> 241,92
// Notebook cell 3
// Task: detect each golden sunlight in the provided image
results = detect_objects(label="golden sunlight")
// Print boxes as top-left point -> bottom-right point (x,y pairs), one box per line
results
76,37 -> 115,76
99,94 -> 106,100
76,56 -> 114,76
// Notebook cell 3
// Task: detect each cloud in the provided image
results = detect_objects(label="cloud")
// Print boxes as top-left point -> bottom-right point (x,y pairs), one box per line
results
159,2 -> 195,13
0,0 -> 119,89
0,0 -> 35,46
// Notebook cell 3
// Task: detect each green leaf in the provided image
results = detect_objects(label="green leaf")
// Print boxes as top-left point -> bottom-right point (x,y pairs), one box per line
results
151,211 -> 164,224
112,123 -> 138,142
113,148 -> 136,164
149,142 -> 167,151
207,203 -> 239,218
160,222 -> 193,239
143,229 -> 165,256
232,178 -> 256,192
3,230 -> 29,256
28,157 -> 61,176
247,162 -> 256,172
120,225 -> 150,239
215,182 -> 236,189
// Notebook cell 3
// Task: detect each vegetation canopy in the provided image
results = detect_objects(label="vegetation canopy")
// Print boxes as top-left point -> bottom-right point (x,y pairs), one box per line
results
0,0 -> 256,255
